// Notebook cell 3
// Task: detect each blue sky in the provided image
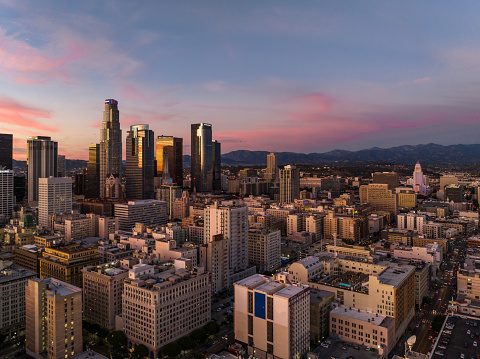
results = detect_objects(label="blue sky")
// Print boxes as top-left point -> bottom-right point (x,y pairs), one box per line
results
1,1 -> 480,159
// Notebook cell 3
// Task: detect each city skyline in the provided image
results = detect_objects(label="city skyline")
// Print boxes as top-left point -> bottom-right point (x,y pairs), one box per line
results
3,1 -> 480,161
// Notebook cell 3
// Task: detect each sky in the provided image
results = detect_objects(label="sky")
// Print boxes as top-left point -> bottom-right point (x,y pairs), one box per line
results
2,1 -> 480,160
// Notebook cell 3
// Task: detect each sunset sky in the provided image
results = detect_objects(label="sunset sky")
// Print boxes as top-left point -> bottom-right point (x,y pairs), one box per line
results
2,1 -> 480,160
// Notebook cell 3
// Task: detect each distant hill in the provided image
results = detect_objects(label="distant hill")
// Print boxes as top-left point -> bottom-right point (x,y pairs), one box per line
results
13,159 -> 88,174
219,143 -> 480,165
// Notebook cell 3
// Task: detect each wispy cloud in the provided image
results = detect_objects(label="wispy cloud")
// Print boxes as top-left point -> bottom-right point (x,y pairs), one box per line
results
0,96 -> 56,132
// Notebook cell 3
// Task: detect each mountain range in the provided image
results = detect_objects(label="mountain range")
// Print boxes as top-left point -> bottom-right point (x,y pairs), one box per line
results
12,143 -> 480,172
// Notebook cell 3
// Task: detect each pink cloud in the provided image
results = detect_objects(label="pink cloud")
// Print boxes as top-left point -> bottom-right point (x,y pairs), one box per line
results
0,97 -> 57,132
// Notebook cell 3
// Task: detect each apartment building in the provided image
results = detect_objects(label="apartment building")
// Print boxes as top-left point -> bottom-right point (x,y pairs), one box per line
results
0,263 -> 36,337
114,200 -> 167,231
248,229 -> 281,273
82,264 -> 128,330
234,274 -> 310,359
199,234 -> 229,294
122,264 -> 211,358
25,278 -> 82,359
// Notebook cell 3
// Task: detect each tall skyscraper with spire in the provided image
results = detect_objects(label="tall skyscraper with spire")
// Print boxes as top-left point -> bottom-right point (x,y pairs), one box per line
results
191,123 -> 213,192
27,136 -> 58,204
99,99 -> 122,199
266,152 -> 279,182
126,124 -> 155,199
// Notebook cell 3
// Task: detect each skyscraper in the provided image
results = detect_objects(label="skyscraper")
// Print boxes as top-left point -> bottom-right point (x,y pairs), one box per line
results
0,169 -> 13,217
85,143 -> 100,198
100,99 -> 122,199
38,177 -> 73,228
156,136 -> 183,186
0,133 -> 13,170
266,152 -> 278,182
27,136 -> 58,204
126,124 -> 155,199
212,140 -> 221,191
279,165 -> 300,204
191,123 -> 213,192
57,155 -> 66,177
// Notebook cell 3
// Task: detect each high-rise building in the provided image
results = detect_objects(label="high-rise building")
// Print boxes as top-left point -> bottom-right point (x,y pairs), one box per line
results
266,152 -> 278,182
123,264 -> 211,358
26,277 -> 83,359
247,229 -> 281,273
27,136 -> 58,204
199,234 -> 229,294
0,169 -> 14,217
0,133 -> 13,170
372,172 -> 399,190
234,274 -> 310,359
279,165 -> 300,204
57,155 -> 66,177
126,124 -> 155,199
204,203 -> 249,276
0,263 -> 36,338
359,183 -> 397,217
38,177 -> 72,228
191,123 -> 213,192
114,199 -> 167,231
85,144 -> 100,199
100,99 -> 122,199
156,184 -> 182,220
82,264 -> 128,330
155,136 -> 183,186
413,161 -> 426,194
212,140 -> 221,191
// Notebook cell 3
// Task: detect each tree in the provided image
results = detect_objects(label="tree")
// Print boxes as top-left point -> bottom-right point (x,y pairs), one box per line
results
177,336 -> 194,351
161,342 -> 182,358
422,296 -> 432,306
204,321 -> 220,335
82,320 -> 92,332
190,329 -> 207,343
133,344 -> 149,359
89,323 -> 101,334
106,331 -> 127,348
97,328 -> 109,339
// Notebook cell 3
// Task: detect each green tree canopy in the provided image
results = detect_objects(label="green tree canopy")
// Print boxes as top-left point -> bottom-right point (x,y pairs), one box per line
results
133,344 -> 149,359
97,328 -> 109,339
106,331 -> 127,348
204,321 -> 220,335
177,336 -> 194,351
161,342 -> 182,358
190,329 -> 208,343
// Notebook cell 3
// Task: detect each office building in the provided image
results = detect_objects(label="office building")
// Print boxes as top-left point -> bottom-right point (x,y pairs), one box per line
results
122,264 -> 211,358
0,133 -> 13,170
412,161 -> 426,194
114,199 -> 167,231
191,123 -> 213,192
155,136 -> 183,186
199,234 -> 230,294
248,229 -> 281,273
310,289 -> 334,344
156,184 -> 182,220
396,188 -> 417,208
234,274 -> 310,359
279,165 -> 300,204
0,169 -> 13,217
0,263 -> 36,337
38,177 -> 72,228
98,216 -> 118,239
372,172 -> 399,190
204,203 -> 249,276
212,140 -> 221,191
14,244 -> 44,274
82,264 -> 128,330
266,152 -> 279,182
27,136 -> 58,204
39,244 -> 100,288
126,124 -> 155,200
64,214 -> 96,242
99,99 -> 122,199
359,183 -> 397,217
57,155 -> 66,177
26,277 -> 82,359
85,144 -> 100,199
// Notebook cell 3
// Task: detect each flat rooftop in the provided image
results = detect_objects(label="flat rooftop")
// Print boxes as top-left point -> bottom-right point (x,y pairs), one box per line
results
377,264 -> 415,287
72,350 -> 108,359
235,274 -> 268,289
275,284 -> 308,298
31,277 -> 82,296
331,306 -> 388,326
0,264 -> 36,284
